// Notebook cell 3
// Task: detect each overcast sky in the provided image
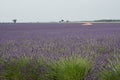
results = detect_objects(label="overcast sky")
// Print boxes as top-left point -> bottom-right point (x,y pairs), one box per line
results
0,0 -> 120,22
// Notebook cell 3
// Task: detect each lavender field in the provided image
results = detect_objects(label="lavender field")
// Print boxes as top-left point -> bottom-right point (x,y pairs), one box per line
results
0,23 -> 120,80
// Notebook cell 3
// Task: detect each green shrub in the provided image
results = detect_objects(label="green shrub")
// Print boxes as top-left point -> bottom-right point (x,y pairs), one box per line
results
0,56 -> 44,80
99,62 -> 120,80
0,56 -> 93,80
46,57 -> 93,80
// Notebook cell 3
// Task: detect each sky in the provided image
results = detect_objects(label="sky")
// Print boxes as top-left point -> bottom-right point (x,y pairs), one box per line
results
0,0 -> 120,22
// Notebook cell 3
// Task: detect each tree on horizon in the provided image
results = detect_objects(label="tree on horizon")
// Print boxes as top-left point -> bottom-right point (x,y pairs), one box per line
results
13,19 -> 17,23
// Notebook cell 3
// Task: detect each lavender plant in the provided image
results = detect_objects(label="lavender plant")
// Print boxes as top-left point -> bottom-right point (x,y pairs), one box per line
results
98,54 -> 120,80
0,23 -> 120,80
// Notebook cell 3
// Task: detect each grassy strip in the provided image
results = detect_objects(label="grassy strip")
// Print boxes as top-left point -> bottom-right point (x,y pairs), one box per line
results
0,56 -> 93,80
0,56 -> 44,80
99,64 -> 120,80
98,54 -> 120,80
46,56 -> 93,80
